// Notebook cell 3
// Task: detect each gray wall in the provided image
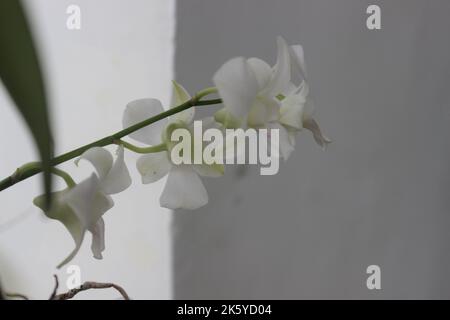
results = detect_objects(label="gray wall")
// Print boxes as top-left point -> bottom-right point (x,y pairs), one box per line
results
173,0 -> 450,299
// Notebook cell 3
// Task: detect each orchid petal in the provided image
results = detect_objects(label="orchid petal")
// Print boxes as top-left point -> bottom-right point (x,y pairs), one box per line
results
100,146 -> 132,195
247,57 -> 272,91
279,94 -> 306,130
123,98 -> 167,145
247,97 -> 279,128
33,190 -> 85,268
89,218 -> 105,260
193,163 -> 225,178
267,122 -> 295,160
136,151 -> 171,184
62,174 -> 114,230
213,57 -> 259,118
303,117 -> 332,149
290,44 -> 307,80
264,36 -> 291,97
160,165 -> 208,210
75,147 -> 113,180
214,108 -> 242,129
170,80 -> 194,124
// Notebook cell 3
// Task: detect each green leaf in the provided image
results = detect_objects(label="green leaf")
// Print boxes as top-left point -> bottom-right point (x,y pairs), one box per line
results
0,0 -> 54,205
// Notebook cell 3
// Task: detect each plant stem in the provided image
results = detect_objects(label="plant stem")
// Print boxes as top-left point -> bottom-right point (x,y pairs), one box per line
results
51,167 -> 75,188
116,140 -> 167,154
0,91 -> 222,192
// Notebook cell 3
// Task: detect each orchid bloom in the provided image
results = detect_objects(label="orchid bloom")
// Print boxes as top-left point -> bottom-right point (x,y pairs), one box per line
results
213,36 -> 330,160
22,36 -> 332,270
33,146 -> 131,268
122,82 -> 223,210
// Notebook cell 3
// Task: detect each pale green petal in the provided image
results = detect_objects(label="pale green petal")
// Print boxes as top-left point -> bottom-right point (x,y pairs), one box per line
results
75,147 -> 113,180
101,146 -> 132,195
170,80 -> 194,124
279,94 -> 306,130
123,98 -> 167,145
33,190 -> 84,268
214,108 -> 242,129
136,151 -> 171,184
213,57 -> 259,118
160,165 -> 208,210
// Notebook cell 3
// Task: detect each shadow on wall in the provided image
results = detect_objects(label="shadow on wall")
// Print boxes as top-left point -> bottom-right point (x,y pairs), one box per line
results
173,0 -> 450,299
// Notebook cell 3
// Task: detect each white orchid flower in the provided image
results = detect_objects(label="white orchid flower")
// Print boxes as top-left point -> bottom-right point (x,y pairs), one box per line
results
213,36 -> 330,160
279,81 -> 331,148
75,145 -> 132,195
278,40 -> 331,149
123,81 -> 223,210
33,146 -> 131,268
213,36 -> 290,128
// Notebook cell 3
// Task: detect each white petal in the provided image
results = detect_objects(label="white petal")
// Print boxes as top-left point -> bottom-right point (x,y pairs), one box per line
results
33,190 -> 85,268
247,97 -> 280,128
56,239 -> 84,269
89,218 -> 105,260
63,174 -> 114,230
279,93 -> 306,130
123,98 -> 167,145
170,80 -> 194,124
75,147 -> 113,180
193,164 -> 224,178
100,146 -> 132,195
160,165 -> 208,210
267,122 -> 295,160
213,108 -> 242,129
280,82 -> 298,97
136,151 -> 171,184
247,57 -> 272,91
264,36 -> 291,97
213,57 -> 259,118
290,44 -> 307,80
199,116 -> 219,130
303,117 -> 332,149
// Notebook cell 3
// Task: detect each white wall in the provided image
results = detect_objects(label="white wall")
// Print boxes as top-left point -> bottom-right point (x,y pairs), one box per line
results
0,0 -> 175,299
173,0 -> 450,299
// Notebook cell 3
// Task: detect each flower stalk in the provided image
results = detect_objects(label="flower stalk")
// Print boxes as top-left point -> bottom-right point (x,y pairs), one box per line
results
0,90 -> 221,193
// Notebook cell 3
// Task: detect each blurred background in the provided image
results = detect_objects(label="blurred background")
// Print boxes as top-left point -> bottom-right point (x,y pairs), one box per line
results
1,0 -> 450,299
0,0 -> 174,299
173,0 -> 450,299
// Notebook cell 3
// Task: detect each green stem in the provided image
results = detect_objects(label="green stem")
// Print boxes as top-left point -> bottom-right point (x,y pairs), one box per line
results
195,87 -> 217,100
11,163 -> 75,189
51,168 -> 76,188
0,89 -> 222,192
116,140 -> 167,154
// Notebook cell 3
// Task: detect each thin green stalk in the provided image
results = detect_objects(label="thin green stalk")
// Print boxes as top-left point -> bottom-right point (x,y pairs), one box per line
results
116,140 -> 167,154
51,167 -> 75,188
0,90 -> 222,192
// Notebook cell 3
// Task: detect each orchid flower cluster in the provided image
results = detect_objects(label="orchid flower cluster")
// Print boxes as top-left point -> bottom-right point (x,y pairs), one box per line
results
32,36 -> 330,267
